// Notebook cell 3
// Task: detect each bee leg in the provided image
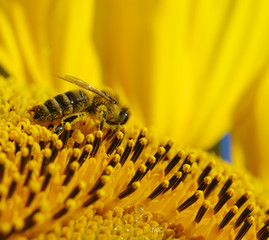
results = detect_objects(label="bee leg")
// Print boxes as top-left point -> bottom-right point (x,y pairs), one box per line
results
53,114 -> 80,134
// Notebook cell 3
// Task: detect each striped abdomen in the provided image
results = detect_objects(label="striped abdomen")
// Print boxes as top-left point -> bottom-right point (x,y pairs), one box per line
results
33,89 -> 91,122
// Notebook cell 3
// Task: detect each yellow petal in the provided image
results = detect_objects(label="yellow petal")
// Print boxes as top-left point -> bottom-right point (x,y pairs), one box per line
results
94,0 -> 269,149
232,66 -> 269,185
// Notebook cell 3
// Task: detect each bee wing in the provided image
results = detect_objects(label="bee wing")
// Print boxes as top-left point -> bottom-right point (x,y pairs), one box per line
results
57,75 -> 114,103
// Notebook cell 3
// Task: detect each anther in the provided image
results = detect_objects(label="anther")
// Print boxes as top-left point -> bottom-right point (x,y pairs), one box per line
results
83,190 -> 105,207
41,163 -> 56,191
164,151 -> 184,175
7,173 -> 20,199
40,148 -> 52,176
257,223 -> 269,240
234,204 -> 254,229
204,174 -> 221,198
131,138 -> 148,163
195,200 -> 210,223
161,140 -> 173,160
149,147 -> 166,171
163,171 -> 182,193
218,206 -> 238,230
133,128 -> 147,153
65,181 -> 86,201
86,134 -> 94,145
53,199 -> 75,219
77,144 -> 92,166
0,153 -> 6,182
24,161 -> 36,186
235,192 -> 251,208
120,140 -> 134,166
148,180 -> 169,199
62,161 -> 79,186
118,182 -> 141,199
197,176 -> 211,191
197,160 -> 215,186
218,175 -> 235,198
59,122 -> 72,149
91,131 -> 102,157
214,189 -> 234,214
178,154 -> 195,172
73,130 -> 84,148
235,216 -> 254,240
25,182 -> 40,207
177,190 -> 203,212
89,175 -> 110,194
65,148 -> 81,173
107,131 -> 124,155
20,139 -> 33,174
127,164 -> 147,187
172,164 -> 191,190
50,139 -> 63,163
108,154 -> 121,168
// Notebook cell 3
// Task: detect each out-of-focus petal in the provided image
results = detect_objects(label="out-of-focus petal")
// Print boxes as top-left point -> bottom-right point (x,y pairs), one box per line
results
0,0 -> 102,91
94,0 -> 269,149
232,67 -> 269,185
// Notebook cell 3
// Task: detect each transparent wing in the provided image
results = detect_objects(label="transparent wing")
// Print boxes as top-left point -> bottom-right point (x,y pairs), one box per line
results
57,75 -> 114,103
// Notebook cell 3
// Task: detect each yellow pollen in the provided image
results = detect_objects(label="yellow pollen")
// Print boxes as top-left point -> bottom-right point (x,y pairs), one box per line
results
44,148 -> 52,158
104,166 -> 113,175
84,144 -> 93,153
86,134 -> 95,143
70,161 -> 79,171
21,147 -> 29,157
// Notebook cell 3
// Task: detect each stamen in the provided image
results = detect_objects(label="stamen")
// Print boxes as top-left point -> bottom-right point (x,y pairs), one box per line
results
82,190 -> 105,207
62,161 -> 79,186
214,189 -> 234,214
161,140 -> 173,160
20,137 -> 33,173
127,164 -> 147,187
234,204 -> 254,229
164,150 -> 184,175
177,190 -> 203,212
119,140 -> 134,166
59,123 -> 72,149
0,153 -> 6,182
257,223 -> 269,240
53,199 -> 75,219
24,161 -> 36,186
40,148 -> 52,176
178,154 -> 195,172
65,181 -> 86,201
218,206 -> 238,230
89,175 -> 110,194
7,173 -> 20,199
235,216 -> 254,240
235,192 -> 251,208
131,138 -> 148,163
108,154 -> 121,168
197,176 -> 211,191
172,164 -> 191,190
50,139 -> 63,163
107,131 -> 124,155
197,160 -> 215,186
25,182 -> 40,207
77,144 -> 92,166
41,163 -> 56,191
195,200 -> 210,223
149,147 -> 166,171
91,131 -> 102,157
163,171 -> 182,193
218,174 -> 236,198
204,174 -> 221,198
72,130 -> 84,148
85,134 -> 94,145
133,128 -> 147,153
65,148 -> 81,173
118,182 -> 141,199
148,180 -> 169,199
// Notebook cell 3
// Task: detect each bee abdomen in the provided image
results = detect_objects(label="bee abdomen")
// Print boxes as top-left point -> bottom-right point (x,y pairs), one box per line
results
33,89 -> 90,122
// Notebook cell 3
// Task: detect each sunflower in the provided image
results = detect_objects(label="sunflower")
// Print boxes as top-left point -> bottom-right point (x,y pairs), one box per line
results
0,0 -> 269,240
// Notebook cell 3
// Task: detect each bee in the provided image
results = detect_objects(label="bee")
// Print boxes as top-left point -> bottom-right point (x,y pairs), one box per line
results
30,75 -> 129,134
